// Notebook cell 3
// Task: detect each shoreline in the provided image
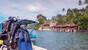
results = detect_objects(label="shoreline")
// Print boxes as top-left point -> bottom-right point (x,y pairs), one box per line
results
35,29 -> 88,32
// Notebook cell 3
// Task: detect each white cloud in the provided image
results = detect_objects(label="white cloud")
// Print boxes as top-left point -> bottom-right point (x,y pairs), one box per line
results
0,0 -> 86,20
25,3 -> 47,13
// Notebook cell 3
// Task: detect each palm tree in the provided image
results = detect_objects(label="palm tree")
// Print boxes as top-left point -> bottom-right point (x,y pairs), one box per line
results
78,0 -> 82,5
85,0 -> 88,4
62,8 -> 65,11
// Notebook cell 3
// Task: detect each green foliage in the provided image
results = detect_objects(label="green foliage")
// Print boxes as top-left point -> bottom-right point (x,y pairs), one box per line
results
34,24 -> 41,30
51,15 -> 66,24
85,0 -> 88,4
35,14 -> 47,30
37,15 -> 47,24
78,15 -> 88,30
35,6 -> 88,30
51,6 -> 88,30
66,7 -> 88,30
38,18 -> 46,24
78,0 -> 82,5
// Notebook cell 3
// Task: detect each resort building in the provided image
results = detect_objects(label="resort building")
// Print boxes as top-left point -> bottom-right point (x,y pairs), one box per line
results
40,23 -> 79,32
40,23 -> 51,31
51,24 -> 79,32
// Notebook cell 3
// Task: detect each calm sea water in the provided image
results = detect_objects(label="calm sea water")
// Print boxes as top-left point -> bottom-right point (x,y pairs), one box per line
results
33,31 -> 88,50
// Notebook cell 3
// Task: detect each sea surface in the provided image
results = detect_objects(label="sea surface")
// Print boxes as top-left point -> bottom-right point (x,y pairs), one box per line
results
32,31 -> 88,50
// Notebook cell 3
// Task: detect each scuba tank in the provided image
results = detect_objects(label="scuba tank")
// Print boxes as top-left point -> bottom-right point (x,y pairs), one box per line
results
1,17 -> 20,49
9,22 -> 20,49
7,17 -> 20,45
1,17 -> 14,42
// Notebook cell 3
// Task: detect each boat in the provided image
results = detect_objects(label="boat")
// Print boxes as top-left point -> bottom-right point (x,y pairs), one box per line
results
0,17 -> 46,50
32,45 -> 47,50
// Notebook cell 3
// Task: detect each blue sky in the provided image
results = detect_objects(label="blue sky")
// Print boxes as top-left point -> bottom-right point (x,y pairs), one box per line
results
0,0 -> 87,20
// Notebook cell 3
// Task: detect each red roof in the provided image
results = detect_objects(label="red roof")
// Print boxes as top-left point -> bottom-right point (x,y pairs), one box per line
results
51,24 -> 78,28
43,24 -> 50,26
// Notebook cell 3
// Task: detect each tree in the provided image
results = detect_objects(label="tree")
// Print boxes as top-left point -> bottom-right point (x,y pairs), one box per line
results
85,0 -> 88,4
66,9 -> 72,16
37,14 -> 47,24
78,16 -> 88,30
66,9 -> 76,24
85,5 -> 88,10
35,14 -> 47,30
56,16 -> 64,24
78,0 -> 82,5
51,14 -> 66,24
62,8 -> 65,11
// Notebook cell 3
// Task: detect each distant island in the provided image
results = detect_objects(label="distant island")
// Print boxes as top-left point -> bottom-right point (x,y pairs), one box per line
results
34,5 -> 88,32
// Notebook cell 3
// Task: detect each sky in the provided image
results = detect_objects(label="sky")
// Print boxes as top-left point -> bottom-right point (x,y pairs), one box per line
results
0,0 -> 87,20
